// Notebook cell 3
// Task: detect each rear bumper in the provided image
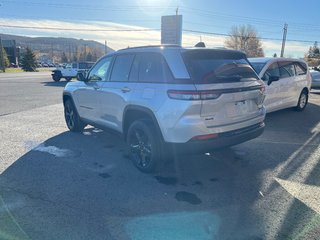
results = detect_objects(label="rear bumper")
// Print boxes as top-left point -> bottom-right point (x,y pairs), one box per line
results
169,122 -> 264,154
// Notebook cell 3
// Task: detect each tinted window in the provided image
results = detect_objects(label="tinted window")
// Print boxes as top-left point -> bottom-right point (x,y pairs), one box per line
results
279,61 -> 295,78
138,53 -> 173,83
110,54 -> 135,82
250,62 -> 266,74
72,63 -> 77,69
87,57 -> 112,81
182,50 -> 258,84
295,62 -> 307,75
79,62 -> 94,69
262,63 -> 280,81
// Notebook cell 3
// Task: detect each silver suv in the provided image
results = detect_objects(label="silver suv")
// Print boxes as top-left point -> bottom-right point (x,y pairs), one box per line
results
63,45 -> 266,172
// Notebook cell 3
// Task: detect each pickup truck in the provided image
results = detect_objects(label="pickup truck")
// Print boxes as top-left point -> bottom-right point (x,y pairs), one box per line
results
51,62 -> 94,82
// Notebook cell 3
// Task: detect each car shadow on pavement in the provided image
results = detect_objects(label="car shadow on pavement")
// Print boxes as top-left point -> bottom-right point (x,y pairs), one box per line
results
0,103 -> 319,239
41,81 -> 68,87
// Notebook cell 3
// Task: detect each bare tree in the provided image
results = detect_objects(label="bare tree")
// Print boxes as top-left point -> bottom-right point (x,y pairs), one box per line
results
225,25 -> 264,57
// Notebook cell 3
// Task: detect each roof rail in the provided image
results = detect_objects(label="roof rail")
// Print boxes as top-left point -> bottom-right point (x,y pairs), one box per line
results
118,44 -> 181,51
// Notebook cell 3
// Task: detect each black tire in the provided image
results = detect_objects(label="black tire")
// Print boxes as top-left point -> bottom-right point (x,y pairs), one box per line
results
65,77 -> 72,82
126,119 -> 161,173
52,75 -> 61,82
64,99 -> 86,132
295,90 -> 308,111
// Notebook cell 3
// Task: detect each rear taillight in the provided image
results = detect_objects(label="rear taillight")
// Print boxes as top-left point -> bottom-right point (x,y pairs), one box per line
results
191,133 -> 219,141
167,90 -> 221,100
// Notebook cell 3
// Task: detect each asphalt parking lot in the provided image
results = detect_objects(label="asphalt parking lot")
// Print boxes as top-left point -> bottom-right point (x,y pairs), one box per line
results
0,72 -> 320,240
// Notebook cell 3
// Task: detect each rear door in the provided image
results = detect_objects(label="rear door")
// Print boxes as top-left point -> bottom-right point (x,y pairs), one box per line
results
182,50 -> 265,127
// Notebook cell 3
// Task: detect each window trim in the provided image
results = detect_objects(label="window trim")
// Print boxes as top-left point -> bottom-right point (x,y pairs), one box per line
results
278,61 -> 295,79
262,62 -> 280,82
108,53 -> 136,83
294,62 -> 307,76
87,55 -> 114,82
128,52 -> 176,84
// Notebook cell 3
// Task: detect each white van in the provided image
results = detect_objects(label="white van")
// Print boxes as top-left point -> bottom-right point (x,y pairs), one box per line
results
249,58 -> 311,112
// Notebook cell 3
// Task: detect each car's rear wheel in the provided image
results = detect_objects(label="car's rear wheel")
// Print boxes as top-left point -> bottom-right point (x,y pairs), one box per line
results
126,119 -> 161,173
64,99 -> 86,132
295,89 -> 308,111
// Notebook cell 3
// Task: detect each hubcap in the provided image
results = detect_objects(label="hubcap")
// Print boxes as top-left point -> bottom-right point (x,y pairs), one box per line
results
299,93 -> 307,108
65,104 -> 75,128
130,129 -> 152,168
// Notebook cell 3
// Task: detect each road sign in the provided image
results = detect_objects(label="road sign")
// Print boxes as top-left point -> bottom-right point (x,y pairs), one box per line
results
161,15 -> 183,46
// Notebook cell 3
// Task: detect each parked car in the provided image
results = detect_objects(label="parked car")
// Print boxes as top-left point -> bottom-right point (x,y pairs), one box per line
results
63,45 -> 266,172
249,57 -> 311,112
10,63 -> 18,68
52,61 -> 94,82
310,70 -> 320,89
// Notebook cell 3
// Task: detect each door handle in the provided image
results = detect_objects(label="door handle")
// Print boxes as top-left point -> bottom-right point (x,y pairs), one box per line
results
121,87 -> 131,93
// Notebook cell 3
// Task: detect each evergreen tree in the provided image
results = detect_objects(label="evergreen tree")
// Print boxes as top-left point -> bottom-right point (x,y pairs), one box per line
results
0,47 -> 10,71
20,47 -> 37,72
72,54 -> 78,62
61,52 -> 68,63
86,52 -> 93,61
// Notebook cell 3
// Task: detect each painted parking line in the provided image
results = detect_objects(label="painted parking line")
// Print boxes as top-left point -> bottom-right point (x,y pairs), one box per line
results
275,178 -> 320,214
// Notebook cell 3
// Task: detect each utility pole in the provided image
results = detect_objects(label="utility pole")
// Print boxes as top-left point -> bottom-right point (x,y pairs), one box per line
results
280,23 -> 288,57
175,6 -> 179,45
0,37 -> 5,72
84,44 -> 87,60
68,43 -> 71,62
51,43 -> 54,63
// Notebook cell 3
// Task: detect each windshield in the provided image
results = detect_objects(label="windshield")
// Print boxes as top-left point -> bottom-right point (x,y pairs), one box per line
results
183,50 -> 259,84
250,62 -> 266,74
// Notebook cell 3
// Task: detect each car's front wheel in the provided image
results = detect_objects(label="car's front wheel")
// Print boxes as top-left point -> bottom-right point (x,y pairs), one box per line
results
295,89 -> 308,111
64,99 -> 86,132
126,119 -> 161,173
52,74 -> 61,82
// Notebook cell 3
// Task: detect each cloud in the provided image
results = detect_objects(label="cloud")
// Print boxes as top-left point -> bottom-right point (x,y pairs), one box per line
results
0,18 -> 310,57
261,40 -> 309,58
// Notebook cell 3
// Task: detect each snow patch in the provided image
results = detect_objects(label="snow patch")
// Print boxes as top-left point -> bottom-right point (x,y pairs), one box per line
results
33,143 -> 73,157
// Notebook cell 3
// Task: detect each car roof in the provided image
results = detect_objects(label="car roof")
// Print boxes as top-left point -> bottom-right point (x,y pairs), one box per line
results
112,45 -> 246,56
248,57 -> 306,64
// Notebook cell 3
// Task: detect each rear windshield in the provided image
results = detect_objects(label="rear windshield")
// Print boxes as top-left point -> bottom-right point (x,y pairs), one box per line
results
182,50 -> 259,84
250,62 -> 266,74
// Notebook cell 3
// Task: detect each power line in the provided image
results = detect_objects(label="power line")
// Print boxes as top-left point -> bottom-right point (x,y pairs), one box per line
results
0,23 -> 316,44
183,29 -> 316,43
0,24 -> 160,32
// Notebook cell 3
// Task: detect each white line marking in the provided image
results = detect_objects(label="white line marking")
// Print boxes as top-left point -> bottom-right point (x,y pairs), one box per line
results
275,178 -> 320,214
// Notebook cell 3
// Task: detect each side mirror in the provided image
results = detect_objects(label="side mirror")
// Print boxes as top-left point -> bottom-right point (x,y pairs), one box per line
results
77,72 -> 87,82
268,76 -> 279,85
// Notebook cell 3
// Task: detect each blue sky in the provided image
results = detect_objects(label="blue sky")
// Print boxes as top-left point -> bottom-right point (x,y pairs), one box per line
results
0,0 -> 319,57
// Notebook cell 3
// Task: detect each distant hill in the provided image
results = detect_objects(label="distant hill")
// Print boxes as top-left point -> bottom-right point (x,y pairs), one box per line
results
0,33 -> 114,63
